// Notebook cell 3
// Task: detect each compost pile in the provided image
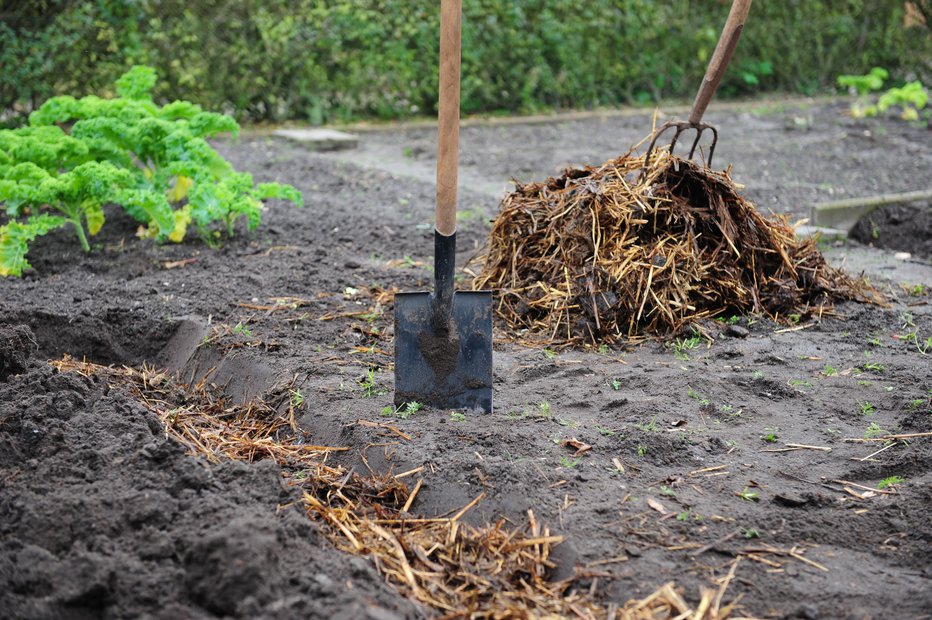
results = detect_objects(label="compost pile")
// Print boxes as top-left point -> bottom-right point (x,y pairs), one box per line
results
475,149 -> 878,343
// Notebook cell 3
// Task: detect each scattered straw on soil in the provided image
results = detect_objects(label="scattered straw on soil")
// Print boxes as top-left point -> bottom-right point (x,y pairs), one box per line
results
474,149 -> 881,344
51,356 -> 752,619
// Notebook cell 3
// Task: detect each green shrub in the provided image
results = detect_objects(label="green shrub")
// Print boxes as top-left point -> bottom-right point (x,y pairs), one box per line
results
2,1 -> 930,124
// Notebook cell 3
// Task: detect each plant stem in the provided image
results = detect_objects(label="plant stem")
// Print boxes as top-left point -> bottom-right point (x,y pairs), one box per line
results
71,219 -> 90,252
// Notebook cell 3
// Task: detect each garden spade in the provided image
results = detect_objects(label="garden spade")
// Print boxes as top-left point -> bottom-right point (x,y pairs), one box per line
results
393,0 -> 493,413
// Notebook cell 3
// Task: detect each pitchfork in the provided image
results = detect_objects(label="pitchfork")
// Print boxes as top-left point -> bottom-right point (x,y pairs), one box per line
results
644,0 -> 752,170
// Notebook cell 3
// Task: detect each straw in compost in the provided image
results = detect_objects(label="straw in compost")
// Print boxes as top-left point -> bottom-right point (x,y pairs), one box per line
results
474,149 -> 879,343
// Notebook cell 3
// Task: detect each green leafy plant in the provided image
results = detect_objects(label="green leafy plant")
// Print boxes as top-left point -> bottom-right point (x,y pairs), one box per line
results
837,67 -> 888,117
838,66 -> 888,95
635,415 -> 660,433
741,528 -> 760,539
761,427 -> 779,443
559,456 -> 582,468
862,352 -> 885,373
876,81 -> 928,121
877,475 -> 903,490
1,66 -> 301,276
838,67 -> 928,121
450,411 -> 466,422
738,487 -> 760,502
687,386 -> 711,405
864,422 -> 886,438
669,334 -> 702,361
859,401 -> 876,416
232,322 -> 253,337
383,401 -> 422,419
357,368 -> 384,398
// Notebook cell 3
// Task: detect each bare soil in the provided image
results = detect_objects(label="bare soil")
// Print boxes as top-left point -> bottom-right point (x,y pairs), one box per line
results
1,99 -> 931,619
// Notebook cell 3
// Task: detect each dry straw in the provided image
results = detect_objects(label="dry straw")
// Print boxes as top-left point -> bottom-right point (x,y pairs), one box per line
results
474,149 -> 880,344
52,356 -> 750,619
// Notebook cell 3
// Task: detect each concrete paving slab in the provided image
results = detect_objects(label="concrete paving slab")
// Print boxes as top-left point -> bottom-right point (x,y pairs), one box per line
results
273,128 -> 359,151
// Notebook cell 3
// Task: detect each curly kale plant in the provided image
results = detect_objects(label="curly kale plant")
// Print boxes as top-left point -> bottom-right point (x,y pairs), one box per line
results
0,66 -> 302,276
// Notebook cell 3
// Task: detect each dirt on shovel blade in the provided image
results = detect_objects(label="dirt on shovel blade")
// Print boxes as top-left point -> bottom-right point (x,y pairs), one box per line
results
475,148 -> 882,344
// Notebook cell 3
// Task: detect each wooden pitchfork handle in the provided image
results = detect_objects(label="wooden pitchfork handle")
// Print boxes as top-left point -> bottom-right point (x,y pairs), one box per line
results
435,0 -> 461,237
644,0 -> 751,169
688,0 -> 752,125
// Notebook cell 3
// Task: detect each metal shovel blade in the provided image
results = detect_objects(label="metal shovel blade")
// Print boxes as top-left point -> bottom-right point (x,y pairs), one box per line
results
394,290 -> 493,413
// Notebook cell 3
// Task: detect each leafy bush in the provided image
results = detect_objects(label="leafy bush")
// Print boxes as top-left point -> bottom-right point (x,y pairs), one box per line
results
838,67 -> 929,120
0,66 -> 301,277
2,1 -> 930,123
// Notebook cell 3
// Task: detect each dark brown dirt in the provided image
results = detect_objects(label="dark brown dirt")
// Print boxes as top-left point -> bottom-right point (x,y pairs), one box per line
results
850,201 -> 932,260
1,99 -> 931,619
0,324 -> 35,380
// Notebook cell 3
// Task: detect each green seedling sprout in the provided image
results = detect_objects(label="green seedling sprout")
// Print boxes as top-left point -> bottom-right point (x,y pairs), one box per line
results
738,488 -> 760,502
877,476 -> 903,490
559,456 -> 582,468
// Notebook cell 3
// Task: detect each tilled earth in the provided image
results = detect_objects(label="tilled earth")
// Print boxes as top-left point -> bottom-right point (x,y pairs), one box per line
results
1,100 -> 931,619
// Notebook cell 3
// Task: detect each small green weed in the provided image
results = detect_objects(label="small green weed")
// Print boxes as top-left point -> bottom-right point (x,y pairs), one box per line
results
232,322 -> 253,337
560,456 -> 582,468
611,378 -> 621,391
864,422 -> 886,438
450,411 -> 466,422
670,335 -> 702,361
635,415 -> 660,432
859,401 -> 876,416
877,475 -> 903,490
741,528 -> 761,539
862,353 -> 885,373
636,445 -> 648,457
761,428 -> 779,443
290,389 -> 305,409
738,488 -> 760,502
687,386 -> 711,405
823,365 -> 838,377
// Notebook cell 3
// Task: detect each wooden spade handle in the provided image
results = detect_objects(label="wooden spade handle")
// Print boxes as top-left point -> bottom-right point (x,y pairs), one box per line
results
435,0 -> 461,236
688,0 -> 752,125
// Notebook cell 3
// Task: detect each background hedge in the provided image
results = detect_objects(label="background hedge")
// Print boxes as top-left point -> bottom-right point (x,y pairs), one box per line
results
2,0 -> 930,124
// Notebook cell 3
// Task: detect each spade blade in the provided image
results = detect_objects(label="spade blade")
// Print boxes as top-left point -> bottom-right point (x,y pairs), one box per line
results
394,290 -> 492,413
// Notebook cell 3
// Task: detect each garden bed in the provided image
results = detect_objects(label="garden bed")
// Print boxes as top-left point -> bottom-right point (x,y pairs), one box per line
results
2,100 -> 931,618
